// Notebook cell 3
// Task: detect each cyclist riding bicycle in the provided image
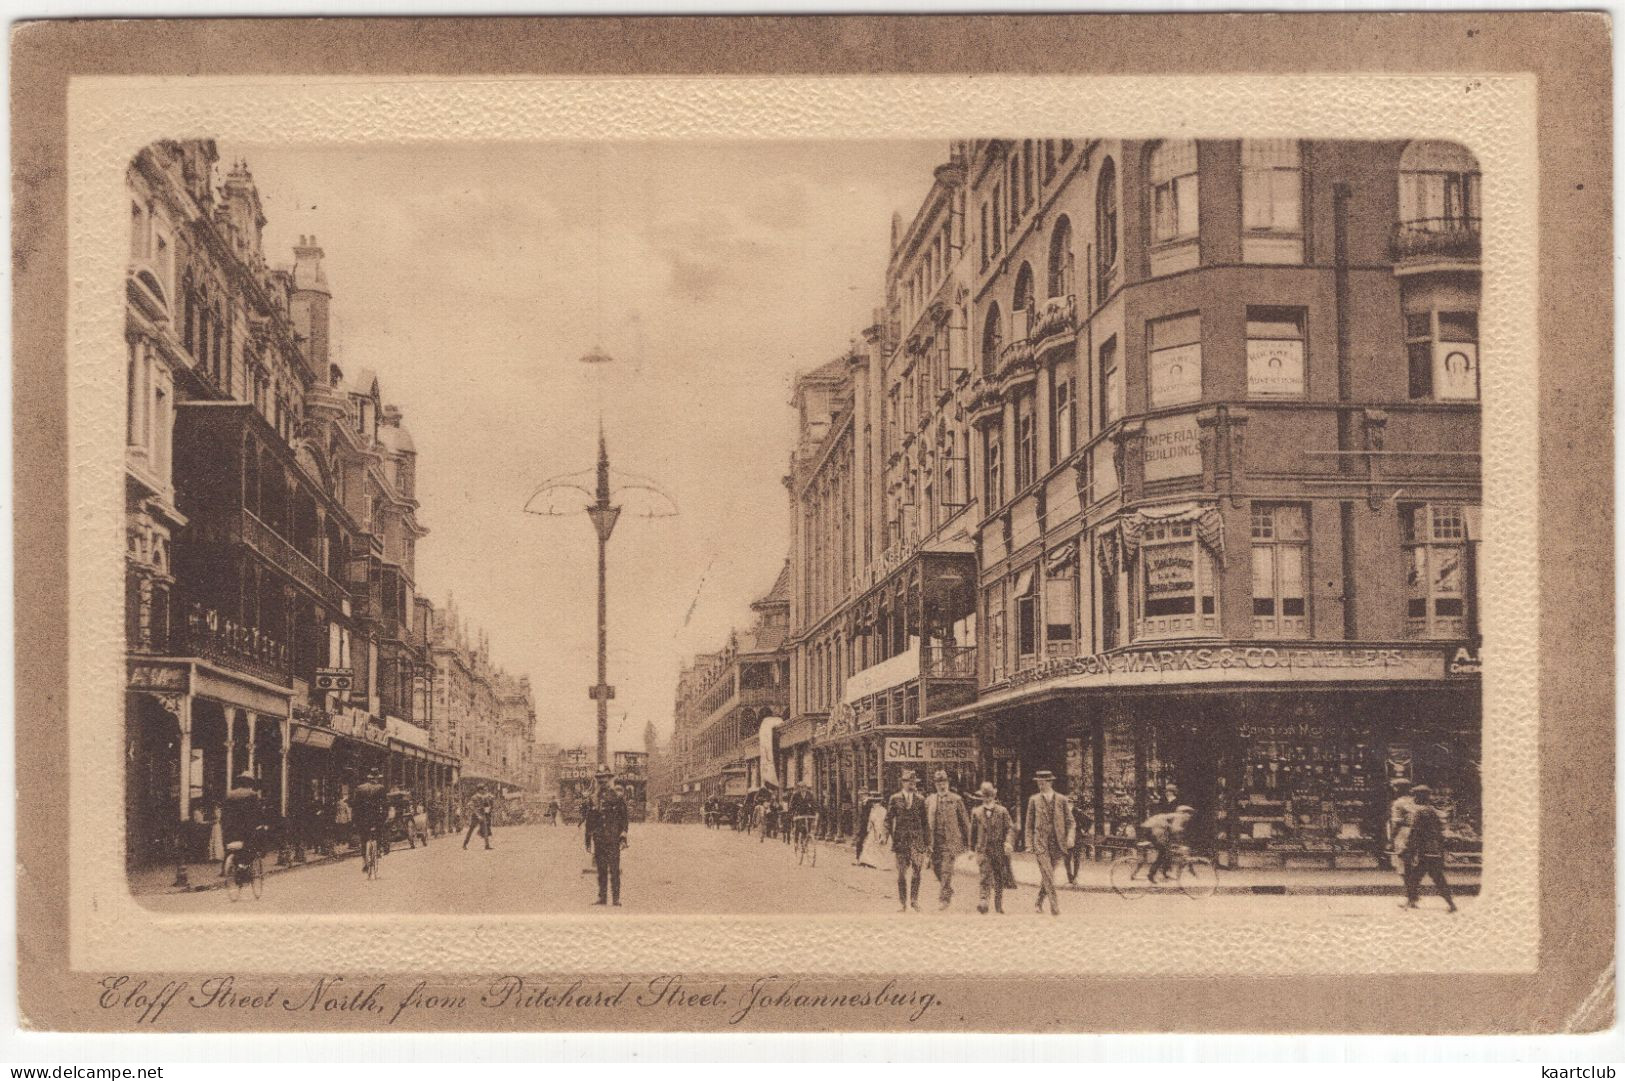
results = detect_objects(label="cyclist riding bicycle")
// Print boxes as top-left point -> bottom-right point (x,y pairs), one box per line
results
1139,804 -> 1194,885
351,769 -> 389,873
789,784 -> 818,842
220,771 -> 265,871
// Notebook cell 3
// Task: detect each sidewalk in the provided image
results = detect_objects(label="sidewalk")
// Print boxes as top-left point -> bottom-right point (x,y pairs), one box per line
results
129,834 -> 461,896
999,849 -> 1481,897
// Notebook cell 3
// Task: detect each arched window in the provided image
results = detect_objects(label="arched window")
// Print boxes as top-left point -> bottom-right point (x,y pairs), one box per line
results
1048,215 -> 1075,299
981,304 -> 1003,376
1148,139 -> 1200,243
1399,140 -> 1481,231
1013,263 -> 1035,315
1095,158 -> 1119,303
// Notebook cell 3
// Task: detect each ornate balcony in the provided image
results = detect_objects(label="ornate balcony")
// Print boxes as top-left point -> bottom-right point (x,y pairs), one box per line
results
923,644 -> 977,680
175,601 -> 291,686
236,508 -> 348,611
1390,218 -> 1481,267
1031,294 -> 1077,350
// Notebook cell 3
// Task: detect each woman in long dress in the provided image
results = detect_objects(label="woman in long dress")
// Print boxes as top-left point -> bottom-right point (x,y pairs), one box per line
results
857,796 -> 889,869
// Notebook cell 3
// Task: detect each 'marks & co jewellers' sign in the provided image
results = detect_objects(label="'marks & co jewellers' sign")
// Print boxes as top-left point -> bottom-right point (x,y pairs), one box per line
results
1003,645 -> 1451,690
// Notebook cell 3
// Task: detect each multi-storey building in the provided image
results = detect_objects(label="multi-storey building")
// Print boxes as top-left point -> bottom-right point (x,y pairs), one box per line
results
914,137 -> 1482,867
672,567 -> 791,803
776,138 -> 1482,868
429,599 -> 537,810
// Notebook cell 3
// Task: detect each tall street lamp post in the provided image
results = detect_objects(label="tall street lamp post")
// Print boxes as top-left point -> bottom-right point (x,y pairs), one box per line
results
525,349 -> 677,774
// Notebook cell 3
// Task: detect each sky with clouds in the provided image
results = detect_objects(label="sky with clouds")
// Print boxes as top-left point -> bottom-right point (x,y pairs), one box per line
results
224,138 -> 944,754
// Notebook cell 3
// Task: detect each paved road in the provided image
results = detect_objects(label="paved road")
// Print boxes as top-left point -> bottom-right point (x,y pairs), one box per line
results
139,822 -> 1469,921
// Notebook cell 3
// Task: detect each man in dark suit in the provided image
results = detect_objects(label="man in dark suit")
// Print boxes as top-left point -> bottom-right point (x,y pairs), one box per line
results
969,781 -> 1015,915
885,770 -> 929,913
1398,785 -> 1458,914
584,770 -> 630,906
925,769 -> 972,910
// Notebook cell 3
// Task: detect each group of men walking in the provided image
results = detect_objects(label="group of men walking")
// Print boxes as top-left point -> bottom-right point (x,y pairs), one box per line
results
877,767 -> 1079,916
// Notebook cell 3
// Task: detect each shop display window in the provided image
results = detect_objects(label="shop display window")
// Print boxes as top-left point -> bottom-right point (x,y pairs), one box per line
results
1234,723 -> 1384,855
1101,720 -> 1138,837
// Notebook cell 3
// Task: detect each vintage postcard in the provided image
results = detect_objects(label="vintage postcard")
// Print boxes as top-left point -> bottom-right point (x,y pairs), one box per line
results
12,14 -> 1613,1033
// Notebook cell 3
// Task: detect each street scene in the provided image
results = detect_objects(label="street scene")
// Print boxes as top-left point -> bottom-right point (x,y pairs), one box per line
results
124,135 -> 1482,917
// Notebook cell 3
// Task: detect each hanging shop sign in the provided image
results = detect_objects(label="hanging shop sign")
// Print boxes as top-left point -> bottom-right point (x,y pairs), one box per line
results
882,737 -> 978,763
313,667 -> 353,692
329,708 -> 390,746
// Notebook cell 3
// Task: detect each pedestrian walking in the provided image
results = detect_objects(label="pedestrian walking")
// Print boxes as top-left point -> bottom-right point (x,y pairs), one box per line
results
584,769 -> 630,906
1387,779 -> 1418,873
1398,785 -> 1458,913
1064,797 -> 1092,883
855,791 -> 888,868
925,769 -> 971,910
1024,769 -> 1075,916
969,782 -> 1015,914
463,785 -> 495,850
885,770 -> 929,912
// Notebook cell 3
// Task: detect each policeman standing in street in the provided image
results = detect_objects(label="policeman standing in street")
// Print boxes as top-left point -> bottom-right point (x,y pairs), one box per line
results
584,768 -> 630,907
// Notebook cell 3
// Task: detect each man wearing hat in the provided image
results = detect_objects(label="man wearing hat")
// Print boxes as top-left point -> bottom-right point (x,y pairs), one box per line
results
220,771 -> 266,869
969,781 -> 1015,914
925,769 -> 972,910
885,770 -> 930,912
1397,785 -> 1457,913
1024,769 -> 1076,915
584,769 -> 630,906
463,783 -> 495,850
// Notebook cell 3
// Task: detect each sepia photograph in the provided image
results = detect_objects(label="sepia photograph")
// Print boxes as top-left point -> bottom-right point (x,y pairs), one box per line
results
120,133 -> 1486,922
10,12 -> 1612,1039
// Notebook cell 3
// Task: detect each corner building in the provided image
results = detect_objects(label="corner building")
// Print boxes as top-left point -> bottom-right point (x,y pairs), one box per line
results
908,137 -> 1483,868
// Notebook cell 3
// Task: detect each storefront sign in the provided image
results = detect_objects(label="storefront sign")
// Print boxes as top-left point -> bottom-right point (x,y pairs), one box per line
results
1001,644 -> 1448,692
1142,416 -> 1202,482
1144,551 -> 1195,598
882,737 -> 978,763
329,708 -> 390,746
1246,339 -> 1305,397
1446,645 -> 1482,677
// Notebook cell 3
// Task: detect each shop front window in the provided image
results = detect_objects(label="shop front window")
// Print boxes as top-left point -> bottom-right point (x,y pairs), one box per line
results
1251,504 -> 1309,638
1133,520 -> 1218,641
1402,502 -> 1470,638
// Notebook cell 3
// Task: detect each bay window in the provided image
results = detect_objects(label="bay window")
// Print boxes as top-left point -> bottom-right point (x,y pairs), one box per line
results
1402,503 -> 1470,638
1134,519 -> 1219,641
1251,504 -> 1309,637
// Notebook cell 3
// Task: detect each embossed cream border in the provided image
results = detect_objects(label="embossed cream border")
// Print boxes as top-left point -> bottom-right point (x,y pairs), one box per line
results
67,73 -> 1537,975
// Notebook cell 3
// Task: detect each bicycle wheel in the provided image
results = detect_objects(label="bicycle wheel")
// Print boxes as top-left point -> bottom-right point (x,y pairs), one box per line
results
1109,853 -> 1148,899
796,832 -> 807,866
1177,857 -> 1218,899
223,855 -> 243,902
250,856 -> 266,899
807,836 -> 818,867
365,841 -> 380,880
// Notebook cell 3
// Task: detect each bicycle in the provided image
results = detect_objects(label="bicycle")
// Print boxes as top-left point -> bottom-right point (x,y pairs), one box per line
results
1109,841 -> 1218,899
221,827 -> 268,902
792,814 -> 818,867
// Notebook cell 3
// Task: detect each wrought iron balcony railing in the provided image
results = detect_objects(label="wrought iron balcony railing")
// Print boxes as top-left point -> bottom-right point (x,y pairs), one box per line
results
1390,218 -> 1481,263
